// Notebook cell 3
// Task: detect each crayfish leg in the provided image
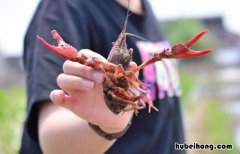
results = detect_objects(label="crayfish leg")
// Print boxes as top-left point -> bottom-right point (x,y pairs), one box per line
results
122,105 -> 146,116
114,64 -> 149,88
108,89 -> 137,106
124,70 -> 149,88
144,94 -> 158,113
133,51 -> 167,72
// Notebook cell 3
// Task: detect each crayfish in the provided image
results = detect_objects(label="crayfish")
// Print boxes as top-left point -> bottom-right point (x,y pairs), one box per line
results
37,13 -> 212,115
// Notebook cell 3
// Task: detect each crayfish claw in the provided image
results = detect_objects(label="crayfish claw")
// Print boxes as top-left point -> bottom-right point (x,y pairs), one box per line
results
37,30 -> 78,61
167,30 -> 212,59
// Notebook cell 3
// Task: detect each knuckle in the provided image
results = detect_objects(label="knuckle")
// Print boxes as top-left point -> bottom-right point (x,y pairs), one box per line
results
79,49 -> 92,54
80,49 -> 106,62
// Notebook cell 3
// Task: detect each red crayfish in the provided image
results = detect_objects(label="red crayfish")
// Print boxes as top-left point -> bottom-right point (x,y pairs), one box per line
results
37,16 -> 212,115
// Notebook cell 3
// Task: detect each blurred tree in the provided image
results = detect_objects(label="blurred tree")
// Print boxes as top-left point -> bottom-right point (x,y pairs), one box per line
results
160,18 -> 213,53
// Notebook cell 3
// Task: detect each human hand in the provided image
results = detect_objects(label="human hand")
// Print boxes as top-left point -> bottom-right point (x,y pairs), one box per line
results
50,49 -> 137,133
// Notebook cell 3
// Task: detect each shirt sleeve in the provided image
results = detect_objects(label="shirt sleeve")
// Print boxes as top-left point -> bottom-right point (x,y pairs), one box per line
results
23,0 -> 90,141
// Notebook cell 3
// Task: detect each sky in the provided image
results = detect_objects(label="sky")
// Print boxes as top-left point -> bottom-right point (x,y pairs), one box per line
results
148,0 -> 240,33
0,0 -> 40,57
0,0 -> 240,57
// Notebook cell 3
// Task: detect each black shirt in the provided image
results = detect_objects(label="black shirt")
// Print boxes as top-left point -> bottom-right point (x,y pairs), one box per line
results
20,0 -> 185,153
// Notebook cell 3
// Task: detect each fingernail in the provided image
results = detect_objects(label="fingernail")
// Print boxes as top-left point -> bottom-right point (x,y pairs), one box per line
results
93,71 -> 103,82
82,80 -> 94,89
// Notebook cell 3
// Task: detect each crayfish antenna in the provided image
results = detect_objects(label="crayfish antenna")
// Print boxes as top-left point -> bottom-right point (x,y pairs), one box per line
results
125,33 -> 149,42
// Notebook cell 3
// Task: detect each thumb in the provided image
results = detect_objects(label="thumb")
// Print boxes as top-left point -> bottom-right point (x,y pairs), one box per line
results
50,90 -> 65,104
50,90 -> 75,111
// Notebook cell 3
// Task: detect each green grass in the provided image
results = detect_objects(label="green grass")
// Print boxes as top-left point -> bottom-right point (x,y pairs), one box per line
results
179,72 -> 197,110
205,101 -> 238,154
0,87 -> 26,154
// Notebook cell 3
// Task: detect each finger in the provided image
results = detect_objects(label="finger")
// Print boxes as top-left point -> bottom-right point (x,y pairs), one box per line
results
129,62 -> 138,68
50,90 -> 76,111
57,73 -> 94,92
79,49 -> 107,62
129,62 -> 139,77
63,61 -> 104,83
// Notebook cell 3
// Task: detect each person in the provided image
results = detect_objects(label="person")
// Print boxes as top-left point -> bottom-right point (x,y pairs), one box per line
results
20,0 -> 186,153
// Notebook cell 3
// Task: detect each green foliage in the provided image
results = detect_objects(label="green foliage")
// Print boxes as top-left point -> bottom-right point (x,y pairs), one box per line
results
179,72 -> 196,110
0,87 -> 26,154
206,101 -> 238,154
161,18 -> 212,52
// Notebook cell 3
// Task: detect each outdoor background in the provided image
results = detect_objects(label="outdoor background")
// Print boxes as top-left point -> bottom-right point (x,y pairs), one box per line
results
0,0 -> 240,153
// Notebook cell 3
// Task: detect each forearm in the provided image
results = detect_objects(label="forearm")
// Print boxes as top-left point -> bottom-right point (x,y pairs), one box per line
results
38,102 -> 116,154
